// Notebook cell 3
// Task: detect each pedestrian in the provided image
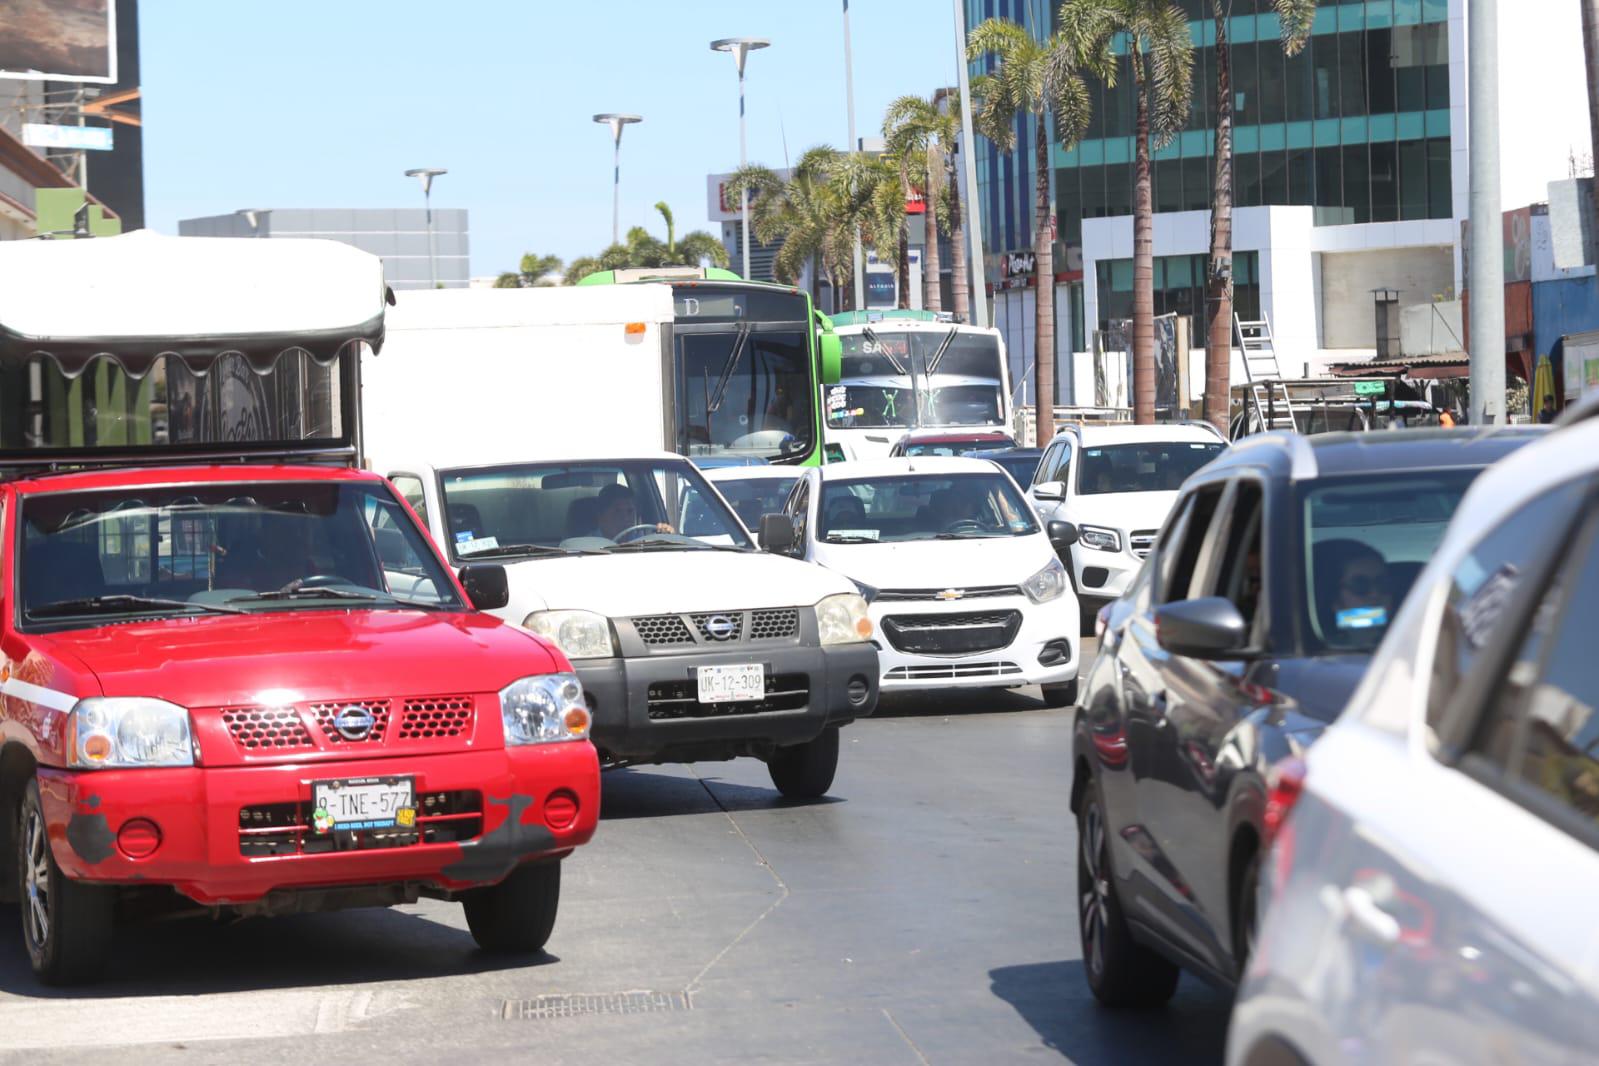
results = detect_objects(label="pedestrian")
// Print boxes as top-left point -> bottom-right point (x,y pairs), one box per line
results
1539,397 -> 1557,424
1439,408 -> 1456,428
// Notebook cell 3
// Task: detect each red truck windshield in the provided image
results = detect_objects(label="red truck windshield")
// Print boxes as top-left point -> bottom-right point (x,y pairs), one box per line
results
19,481 -> 463,629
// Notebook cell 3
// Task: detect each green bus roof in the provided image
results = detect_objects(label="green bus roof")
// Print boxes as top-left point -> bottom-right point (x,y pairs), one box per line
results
828,309 -> 952,326
576,266 -> 745,286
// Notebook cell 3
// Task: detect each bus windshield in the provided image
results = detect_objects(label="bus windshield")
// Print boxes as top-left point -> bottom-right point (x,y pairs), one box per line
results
677,329 -> 815,462
828,329 -> 1005,430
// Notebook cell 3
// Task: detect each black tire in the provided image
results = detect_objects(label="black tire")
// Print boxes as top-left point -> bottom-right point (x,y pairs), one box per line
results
462,859 -> 561,954
17,779 -> 114,985
1078,789 -> 1180,1007
767,726 -> 839,799
1041,679 -> 1079,708
1232,848 -> 1262,973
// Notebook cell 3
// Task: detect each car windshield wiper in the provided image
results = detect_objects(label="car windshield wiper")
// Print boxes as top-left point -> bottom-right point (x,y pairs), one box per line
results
932,531 -> 1008,540
605,538 -> 712,552
459,543 -> 603,559
824,534 -> 880,544
708,326 -> 752,413
27,594 -> 247,619
230,586 -> 389,603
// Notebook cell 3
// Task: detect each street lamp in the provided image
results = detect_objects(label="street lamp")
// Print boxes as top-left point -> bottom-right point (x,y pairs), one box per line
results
952,0 -> 988,328
710,36 -> 770,281
592,113 -> 642,247
842,3 -> 864,310
404,167 -> 448,289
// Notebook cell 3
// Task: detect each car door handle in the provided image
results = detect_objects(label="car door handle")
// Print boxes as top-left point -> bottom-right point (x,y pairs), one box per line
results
1340,886 -> 1401,946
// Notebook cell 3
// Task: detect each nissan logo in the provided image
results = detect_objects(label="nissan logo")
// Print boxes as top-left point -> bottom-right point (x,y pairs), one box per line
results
704,615 -> 739,641
333,705 -> 377,741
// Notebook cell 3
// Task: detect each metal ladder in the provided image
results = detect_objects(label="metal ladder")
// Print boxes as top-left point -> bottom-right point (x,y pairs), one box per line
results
1235,314 -> 1299,433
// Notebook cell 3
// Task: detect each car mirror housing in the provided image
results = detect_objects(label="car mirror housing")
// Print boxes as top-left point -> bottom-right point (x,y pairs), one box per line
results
759,513 -> 796,553
1033,480 -> 1065,502
1048,520 -> 1080,549
1154,597 -> 1253,659
458,564 -> 510,611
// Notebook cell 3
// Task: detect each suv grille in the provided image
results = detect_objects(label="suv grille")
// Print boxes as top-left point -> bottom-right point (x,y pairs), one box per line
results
400,697 -> 474,739
750,609 -> 799,640
646,673 -> 809,719
311,700 -> 392,744
881,610 -> 1023,656
633,615 -> 695,645
223,707 -> 314,751
633,609 -> 801,648
874,585 -> 1021,602
1130,529 -> 1158,559
237,790 -> 483,857
691,613 -> 744,642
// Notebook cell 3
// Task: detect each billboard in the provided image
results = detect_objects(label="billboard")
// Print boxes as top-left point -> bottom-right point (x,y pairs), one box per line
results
0,0 -> 118,83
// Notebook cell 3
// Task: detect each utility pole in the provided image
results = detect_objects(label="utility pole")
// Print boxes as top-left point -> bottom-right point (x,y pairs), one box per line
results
593,114 -> 642,247
952,0 -> 989,328
843,1 -> 866,311
1581,0 -> 1599,265
1467,0 -> 1504,424
711,38 -> 771,282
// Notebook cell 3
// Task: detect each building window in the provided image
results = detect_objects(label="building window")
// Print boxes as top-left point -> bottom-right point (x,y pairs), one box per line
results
1095,252 -> 1260,334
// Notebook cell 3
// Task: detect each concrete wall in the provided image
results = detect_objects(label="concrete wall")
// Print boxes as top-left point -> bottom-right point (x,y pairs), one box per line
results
1318,246 -> 1454,349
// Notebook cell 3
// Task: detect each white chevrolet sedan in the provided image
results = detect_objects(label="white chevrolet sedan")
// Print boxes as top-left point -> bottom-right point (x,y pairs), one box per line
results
1228,405 -> 1598,1066
778,457 -> 1082,705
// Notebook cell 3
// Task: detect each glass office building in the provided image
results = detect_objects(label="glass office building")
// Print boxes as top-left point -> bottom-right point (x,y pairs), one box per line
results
966,0 -> 1463,359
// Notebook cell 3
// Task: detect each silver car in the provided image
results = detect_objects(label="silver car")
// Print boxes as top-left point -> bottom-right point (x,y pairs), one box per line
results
1226,405 -> 1599,1064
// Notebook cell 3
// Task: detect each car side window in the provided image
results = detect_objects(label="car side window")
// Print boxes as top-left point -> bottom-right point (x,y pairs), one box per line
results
389,474 -> 430,530
1425,478 -> 1591,732
1464,512 -> 1599,842
1208,480 -> 1266,631
1158,484 -> 1226,604
786,479 -> 811,555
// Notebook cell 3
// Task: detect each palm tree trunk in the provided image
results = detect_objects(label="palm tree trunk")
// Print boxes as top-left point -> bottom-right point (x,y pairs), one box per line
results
947,157 -> 971,322
923,147 -> 943,313
1204,6 -> 1234,431
898,219 -> 912,310
1132,62 -> 1156,427
1033,115 -> 1056,448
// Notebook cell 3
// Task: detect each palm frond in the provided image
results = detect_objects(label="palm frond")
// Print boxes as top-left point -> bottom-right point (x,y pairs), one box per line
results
1271,0 -> 1316,54
655,202 -> 676,252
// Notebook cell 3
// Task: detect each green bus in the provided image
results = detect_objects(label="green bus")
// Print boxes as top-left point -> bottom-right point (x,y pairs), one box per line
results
579,267 -> 842,466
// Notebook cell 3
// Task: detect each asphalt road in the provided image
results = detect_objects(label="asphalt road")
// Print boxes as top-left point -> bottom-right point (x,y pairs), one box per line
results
0,641 -> 1232,1065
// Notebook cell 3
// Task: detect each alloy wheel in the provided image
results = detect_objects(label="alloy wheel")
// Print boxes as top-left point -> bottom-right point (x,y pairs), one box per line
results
1078,803 -> 1111,980
22,804 -> 49,950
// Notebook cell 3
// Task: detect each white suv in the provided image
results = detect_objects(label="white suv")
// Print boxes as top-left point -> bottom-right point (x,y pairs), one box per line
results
1025,423 -> 1226,615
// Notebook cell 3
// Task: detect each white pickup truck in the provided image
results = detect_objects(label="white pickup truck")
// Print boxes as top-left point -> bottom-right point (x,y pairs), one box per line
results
363,288 -> 879,797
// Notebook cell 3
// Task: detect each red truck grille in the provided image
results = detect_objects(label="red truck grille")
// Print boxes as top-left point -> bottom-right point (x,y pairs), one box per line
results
399,697 -> 473,739
222,707 -> 314,751
218,696 -> 476,756
237,790 -> 484,858
312,700 -> 392,744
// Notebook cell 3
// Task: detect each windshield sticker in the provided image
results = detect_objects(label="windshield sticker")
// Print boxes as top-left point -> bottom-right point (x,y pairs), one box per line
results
454,529 -> 474,543
830,528 -> 880,541
827,386 -> 848,411
456,536 -> 500,555
1336,606 -> 1388,630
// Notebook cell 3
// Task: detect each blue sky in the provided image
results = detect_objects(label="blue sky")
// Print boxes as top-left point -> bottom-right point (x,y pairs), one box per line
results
141,1 -> 959,278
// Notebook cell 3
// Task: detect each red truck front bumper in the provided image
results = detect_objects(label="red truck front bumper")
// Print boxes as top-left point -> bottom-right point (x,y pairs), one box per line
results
36,743 -> 600,906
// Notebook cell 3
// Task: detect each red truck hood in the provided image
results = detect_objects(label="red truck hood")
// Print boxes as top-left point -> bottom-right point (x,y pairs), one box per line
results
36,609 -> 562,709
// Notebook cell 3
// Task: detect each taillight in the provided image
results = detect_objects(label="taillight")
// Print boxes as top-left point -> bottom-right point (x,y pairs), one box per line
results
1262,756 -> 1306,845
1095,604 -> 1111,639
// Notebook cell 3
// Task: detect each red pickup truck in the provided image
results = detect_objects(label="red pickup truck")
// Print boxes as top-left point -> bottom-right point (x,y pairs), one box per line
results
0,235 -> 599,983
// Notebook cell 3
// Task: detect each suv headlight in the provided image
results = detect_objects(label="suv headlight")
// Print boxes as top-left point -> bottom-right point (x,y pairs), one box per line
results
499,673 -> 591,745
523,609 -> 615,659
816,592 -> 873,644
1078,525 -> 1121,552
1023,557 -> 1069,604
69,697 -> 193,768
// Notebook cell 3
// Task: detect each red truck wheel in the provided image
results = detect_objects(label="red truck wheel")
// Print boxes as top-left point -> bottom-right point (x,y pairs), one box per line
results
462,859 -> 561,954
18,779 -> 115,985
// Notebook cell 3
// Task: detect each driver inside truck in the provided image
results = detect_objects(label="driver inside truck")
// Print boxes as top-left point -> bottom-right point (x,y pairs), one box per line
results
581,483 -> 673,541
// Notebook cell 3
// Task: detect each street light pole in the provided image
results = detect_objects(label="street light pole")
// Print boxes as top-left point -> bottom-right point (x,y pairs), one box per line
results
711,37 -> 770,281
952,0 -> 989,328
404,167 -> 447,289
593,114 -> 642,247
1466,0 -> 1503,423
843,2 -> 865,310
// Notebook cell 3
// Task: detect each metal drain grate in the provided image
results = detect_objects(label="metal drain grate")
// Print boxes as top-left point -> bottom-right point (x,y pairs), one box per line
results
501,991 -> 691,1020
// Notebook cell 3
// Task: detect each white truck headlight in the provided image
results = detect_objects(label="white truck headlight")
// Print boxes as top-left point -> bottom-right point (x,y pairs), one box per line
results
70,697 -> 194,768
816,592 -> 873,645
499,673 -> 591,745
1023,557 -> 1069,604
522,609 -> 615,659
1078,525 -> 1121,552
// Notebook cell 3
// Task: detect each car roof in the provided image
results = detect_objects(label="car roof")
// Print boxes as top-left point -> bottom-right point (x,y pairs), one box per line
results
899,428 -> 1014,443
703,467 -> 802,482
1065,422 -> 1226,446
9,464 -> 385,495
975,447 -> 1042,458
412,448 -> 690,474
819,456 -> 1010,480
1208,426 -> 1545,481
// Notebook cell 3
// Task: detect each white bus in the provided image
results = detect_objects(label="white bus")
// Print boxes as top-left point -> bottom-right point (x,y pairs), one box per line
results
823,311 -> 1012,461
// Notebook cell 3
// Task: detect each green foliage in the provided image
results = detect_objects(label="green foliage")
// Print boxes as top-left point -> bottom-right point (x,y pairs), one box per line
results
494,252 -> 564,288
559,201 -> 729,285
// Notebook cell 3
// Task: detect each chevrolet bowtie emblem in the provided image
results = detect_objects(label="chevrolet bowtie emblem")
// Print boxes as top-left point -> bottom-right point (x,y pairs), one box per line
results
936,588 -> 965,601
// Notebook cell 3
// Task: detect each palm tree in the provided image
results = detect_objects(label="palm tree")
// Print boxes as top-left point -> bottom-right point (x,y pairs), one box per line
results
967,18 -> 1096,447
560,203 -> 730,285
1061,0 -> 1194,425
728,146 -> 862,306
1203,0 -> 1313,430
884,91 -> 975,317
494,251 -> 564,288
564,256 -> 602,285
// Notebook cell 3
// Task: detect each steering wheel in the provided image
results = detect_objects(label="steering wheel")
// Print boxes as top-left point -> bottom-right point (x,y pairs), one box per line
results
276,574 -> 350,594
945,519 -> 986,535
612,524 -> 661,544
